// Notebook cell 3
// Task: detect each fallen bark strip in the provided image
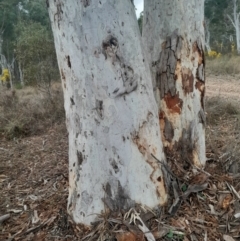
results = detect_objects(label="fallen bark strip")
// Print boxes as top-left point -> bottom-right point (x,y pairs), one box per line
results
0,214 -> 10,224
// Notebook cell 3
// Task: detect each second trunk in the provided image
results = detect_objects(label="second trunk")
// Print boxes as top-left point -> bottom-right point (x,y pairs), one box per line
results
143,0 -> 206,167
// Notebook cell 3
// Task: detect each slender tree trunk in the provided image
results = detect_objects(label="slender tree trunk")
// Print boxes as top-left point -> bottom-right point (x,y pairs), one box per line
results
18,61 -> 24,86
48,0 -> 167,225
205,20 -> 211,52
7,63 -> 13,89
233,0 -> 240,54
0,34 -> 6,71
236,25 -> 240,54
0,54 -> 7,69
0,33 -> 3,58
228,0 -> 240,54
143,0 -> 206,167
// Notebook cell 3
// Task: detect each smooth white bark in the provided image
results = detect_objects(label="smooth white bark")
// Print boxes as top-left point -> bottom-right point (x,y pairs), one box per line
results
48,0 -> 167,225
143,0 -> 206,167
0,54 -> 7,69
205,20 -> 211,52
228,0 -> 240,54
0,33 -> 6,71
18,61 -> 24,86
0,34 -> 3,57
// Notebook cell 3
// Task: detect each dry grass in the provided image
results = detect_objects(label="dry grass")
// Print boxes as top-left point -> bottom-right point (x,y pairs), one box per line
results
206,97 -> 240,174
1,82 -> 240,240
206,97 -> 239,125
0,84 -> 65,139
206,55 -> 240,76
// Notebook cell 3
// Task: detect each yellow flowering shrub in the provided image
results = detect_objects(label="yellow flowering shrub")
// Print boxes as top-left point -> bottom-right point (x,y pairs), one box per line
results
208,50 -> 218,58
1,69 -> 10,82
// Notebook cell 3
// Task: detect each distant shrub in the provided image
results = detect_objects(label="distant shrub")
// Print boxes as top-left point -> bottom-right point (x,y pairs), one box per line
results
206,55 -> 240,76
208,50 -> 218,58
15,21 -> 59,88
0,84 -> 65,139
14,82 -> 23,90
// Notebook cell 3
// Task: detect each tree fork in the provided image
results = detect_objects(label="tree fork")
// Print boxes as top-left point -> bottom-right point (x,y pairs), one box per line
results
48,0 -> 167,225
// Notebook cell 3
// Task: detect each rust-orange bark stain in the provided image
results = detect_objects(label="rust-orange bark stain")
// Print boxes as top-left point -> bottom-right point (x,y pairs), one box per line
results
131,129 -> 147,156
193,40 -> 205,83
196,81 -> 205,109
131,126 -> 166,201
195,80 -> 204,92
174,60 -> 182,81
146,159 -> 157,184
193,41 -> 203,65
159,111 -> 165,133
146,159 -> 163,198
116,232 -> 145,241
164,92 -> 183,114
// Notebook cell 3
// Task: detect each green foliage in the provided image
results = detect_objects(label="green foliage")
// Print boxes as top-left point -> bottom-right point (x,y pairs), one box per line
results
0,0 -> 20,59
167,230 -> 174,239
0,0 -> 58,88
181,184 -> 187,192
205,0 -> 239,53
206,55 -> 240,76
14,82 -> 23,90
20,0 -> 50,27
138,11 -> 143,35
15,21 -> 59,87
166,230 -> 184,241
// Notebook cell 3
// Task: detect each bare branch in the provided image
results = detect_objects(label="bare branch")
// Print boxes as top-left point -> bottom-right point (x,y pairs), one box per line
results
0,10 -> 6,33
227,14 -> 236,28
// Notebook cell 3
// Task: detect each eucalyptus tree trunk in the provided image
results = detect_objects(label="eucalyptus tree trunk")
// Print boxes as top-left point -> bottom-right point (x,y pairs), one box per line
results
48,0 -> 167,225
227,0 -> 240,54
143,0 -> 206,167
205,20 -> 211,53
18,61 -> 24,86
0,34 -> 6,70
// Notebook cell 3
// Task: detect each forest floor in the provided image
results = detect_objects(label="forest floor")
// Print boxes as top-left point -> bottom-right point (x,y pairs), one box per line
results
0,76 -> 240,241
206,75 -> 240,101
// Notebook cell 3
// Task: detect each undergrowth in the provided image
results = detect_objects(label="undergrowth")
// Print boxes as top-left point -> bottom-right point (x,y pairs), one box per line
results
205,97 -> 240,174
1,83 -> 239,175
0,84 -> 65,139
206,55 -> 240,76
206,97 -> 239,125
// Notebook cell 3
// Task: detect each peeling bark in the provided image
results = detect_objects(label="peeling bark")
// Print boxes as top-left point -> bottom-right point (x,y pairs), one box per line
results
143,0 -> 206,167
48,0 -> 167,225
182,67 -> 194,94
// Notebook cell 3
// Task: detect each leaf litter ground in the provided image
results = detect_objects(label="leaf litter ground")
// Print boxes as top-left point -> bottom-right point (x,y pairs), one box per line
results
1,79 -> 240,241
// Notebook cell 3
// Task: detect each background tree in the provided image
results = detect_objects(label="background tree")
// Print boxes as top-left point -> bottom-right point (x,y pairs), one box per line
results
0,0 -> 58,88
227,0 -> 240,54
205,0 -> 236,53
0,0 -> 19,62
0,0 -> 20,87
15,20 -> 58,91
22,0 -> 50,27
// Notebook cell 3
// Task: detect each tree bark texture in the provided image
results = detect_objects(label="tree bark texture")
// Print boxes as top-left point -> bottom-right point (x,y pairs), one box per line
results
143,0 -> 206,167
48,0 -> 167,225
232,0 -> 240,54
